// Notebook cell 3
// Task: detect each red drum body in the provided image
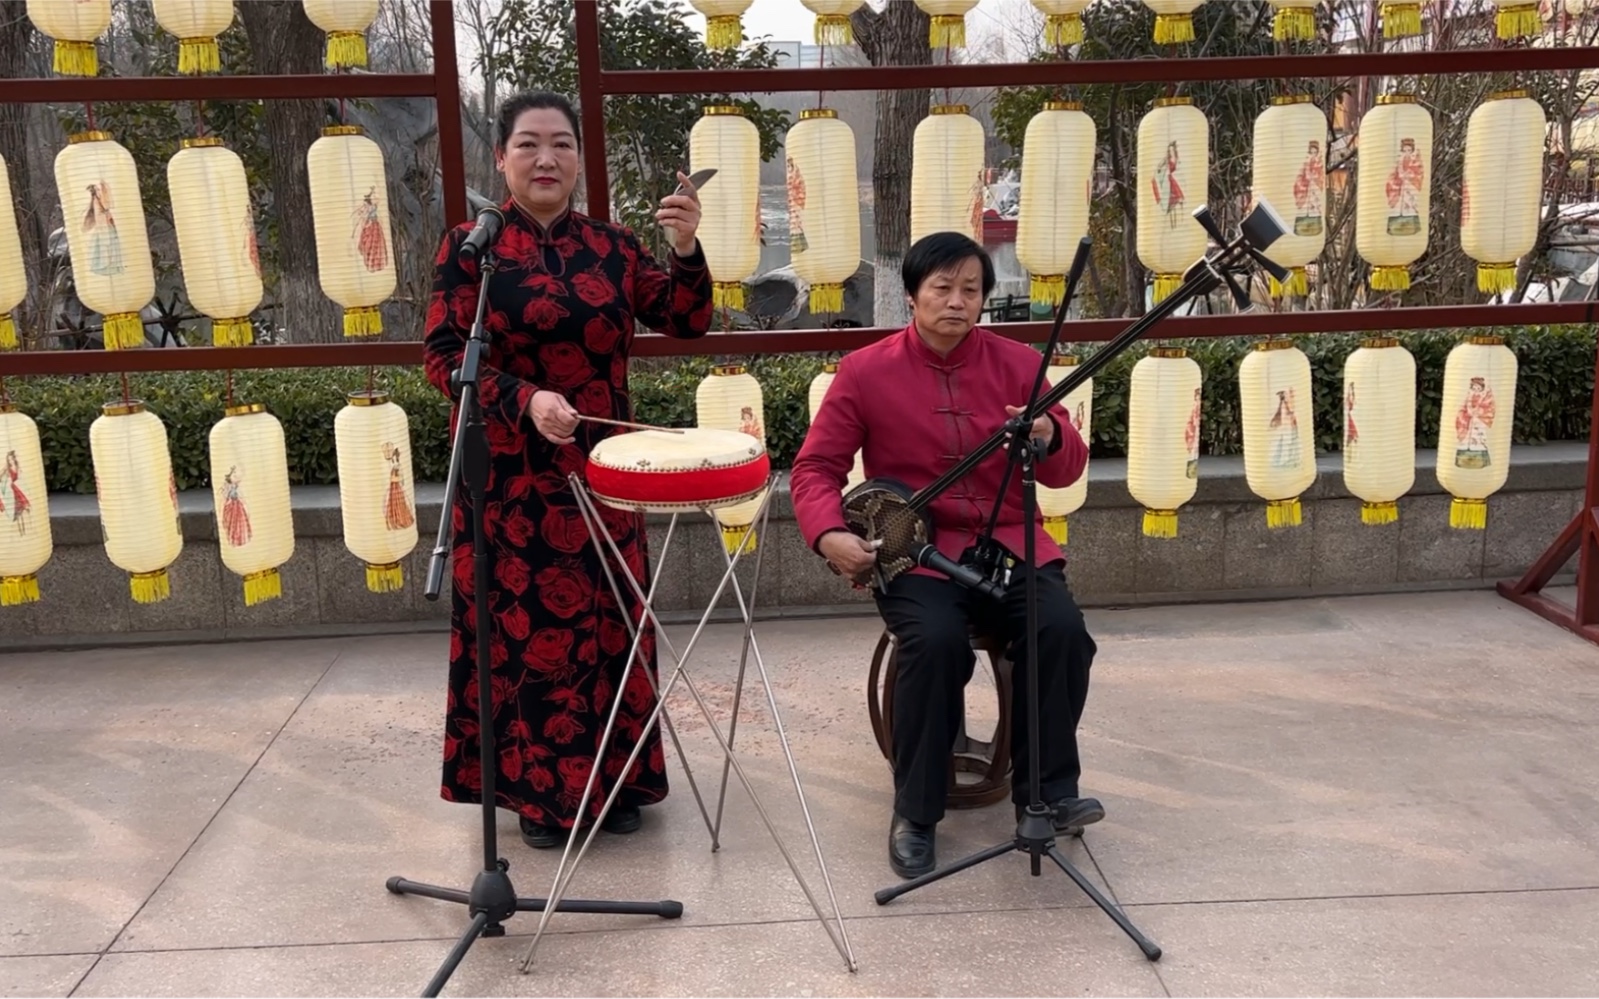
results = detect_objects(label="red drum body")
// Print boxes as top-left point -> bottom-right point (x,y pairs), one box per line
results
585,428 -> 770,514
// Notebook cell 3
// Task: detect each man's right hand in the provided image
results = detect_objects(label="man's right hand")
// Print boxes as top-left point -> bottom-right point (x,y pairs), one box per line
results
819,530 -> 880,582
528,390 -> 579,445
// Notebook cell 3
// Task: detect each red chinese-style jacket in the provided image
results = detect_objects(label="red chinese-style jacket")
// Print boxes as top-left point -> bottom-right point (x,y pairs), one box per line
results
790,322 -> 1089,580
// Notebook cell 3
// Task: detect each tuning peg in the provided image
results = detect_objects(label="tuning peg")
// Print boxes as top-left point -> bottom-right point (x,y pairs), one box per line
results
1248,247 -> 1292,283
1191,203 -> 1226,245
1239,197 -> 1288,253
1221,270 -> 1253,310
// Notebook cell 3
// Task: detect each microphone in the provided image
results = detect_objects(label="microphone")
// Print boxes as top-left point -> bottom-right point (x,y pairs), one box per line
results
913,543 -> 1005,602
457,206 -> 504,265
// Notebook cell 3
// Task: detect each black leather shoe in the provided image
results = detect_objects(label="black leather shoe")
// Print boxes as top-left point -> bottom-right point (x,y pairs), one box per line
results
1014,797 -> 1106,836
519,817 -> 562,849
889,812 -> 936,879
601,804 -> 642,835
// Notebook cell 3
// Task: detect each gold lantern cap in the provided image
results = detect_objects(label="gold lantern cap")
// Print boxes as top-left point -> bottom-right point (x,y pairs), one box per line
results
931,103 -> 970,115
800,108 -> 838,120
101,400 -> 147,417
0,402 -> 16,415
702,105 -> 746,117
180,136 -> 225,149
1375,93 -> 1418,105
224,402 -> 268,418
1153,96 -> 1194,108
1486,88 -> 1531,102
1467,334 -> 1505,346
821,360 -> 839,373
1149,346 -> 1187,358
67,130 -> 114,145
347,389 -> 391,406
1360,336 -> 1400,348
712,363 -> 748,376
1043,100 -> 1084,112
1253,339 -> 1297,352
1271,94 -> 1314,105
1049,353 -> 1080,366
321,124 -> 365,137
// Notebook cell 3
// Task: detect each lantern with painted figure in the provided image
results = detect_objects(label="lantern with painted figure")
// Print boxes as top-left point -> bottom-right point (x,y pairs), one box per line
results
1436,336 -> 1518,530
0,404 -> 51,606
696,364 -> 770,553
784,108 -> 861,315
1016,101 -> 1095,307
911,104 -> 986,245
690,106 -> 762,312
301,0 -> 378,68
1239,340 -> 1316,529
1127,348 -> 1203,538
1250,95 -> 1328,299
1462,90 -> 1547,297
27,0 -> 110,76
335,391 -> 418,593
168,137 -> 262,347
0,153 -> 25,350
1356,94 -> 1432,293
1137,97 -> 1210,304
916,0 -> 979,46
307,124 -> 395,338
90,402 -> 183,604
689,0 -> 752,48
1039,355 -> 1093,545
210,403 -> 294,606
800,0 -> 863,44
1342,337 -> 1416,525
152,0 -> 234,74
1031,0 -> 1091,46
55,131 -> 155,350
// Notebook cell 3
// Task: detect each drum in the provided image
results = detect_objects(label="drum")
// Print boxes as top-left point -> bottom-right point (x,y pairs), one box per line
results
585,427 -> 770,514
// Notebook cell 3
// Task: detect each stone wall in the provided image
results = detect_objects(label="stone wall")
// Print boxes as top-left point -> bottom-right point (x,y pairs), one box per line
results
3,442 -> 1585,650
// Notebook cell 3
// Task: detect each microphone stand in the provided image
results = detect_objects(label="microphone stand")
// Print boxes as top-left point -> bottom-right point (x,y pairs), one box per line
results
386,247 -> 683,998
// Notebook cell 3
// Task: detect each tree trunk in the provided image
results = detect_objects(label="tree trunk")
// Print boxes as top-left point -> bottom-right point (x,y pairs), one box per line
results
853,2 -> 930,329
238,0 -> 345,343
0,0 -> 50,345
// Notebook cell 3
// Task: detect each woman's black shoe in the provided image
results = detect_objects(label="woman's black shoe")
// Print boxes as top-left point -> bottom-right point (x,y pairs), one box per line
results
601,804 -> 642,835
519,816 -> 562,849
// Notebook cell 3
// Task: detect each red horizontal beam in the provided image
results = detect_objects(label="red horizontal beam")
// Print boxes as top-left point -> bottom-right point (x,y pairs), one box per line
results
599,46 -> 1599,95
0,73 -> 438,104
1,302 -> 1592,377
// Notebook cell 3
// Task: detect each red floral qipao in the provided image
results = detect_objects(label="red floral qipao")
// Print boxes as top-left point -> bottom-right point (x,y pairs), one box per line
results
423,201 -> 714,829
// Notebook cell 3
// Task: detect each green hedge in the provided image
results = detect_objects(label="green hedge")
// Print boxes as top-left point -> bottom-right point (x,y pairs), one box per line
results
6,324 -> 1592,495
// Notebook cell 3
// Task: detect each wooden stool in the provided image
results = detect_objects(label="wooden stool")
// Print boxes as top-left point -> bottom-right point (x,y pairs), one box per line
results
866,626 -> 1014,809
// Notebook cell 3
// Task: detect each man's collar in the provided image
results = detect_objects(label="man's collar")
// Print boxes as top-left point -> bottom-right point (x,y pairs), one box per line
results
904,321 -> 983,366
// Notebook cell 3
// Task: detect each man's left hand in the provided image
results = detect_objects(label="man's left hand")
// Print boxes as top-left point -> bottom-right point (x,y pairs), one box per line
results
1005,405 -> 1054,448
657,169 -> 703,258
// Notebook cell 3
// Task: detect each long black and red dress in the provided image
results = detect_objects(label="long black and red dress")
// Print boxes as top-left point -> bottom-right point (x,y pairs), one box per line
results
423,200 -> 714,830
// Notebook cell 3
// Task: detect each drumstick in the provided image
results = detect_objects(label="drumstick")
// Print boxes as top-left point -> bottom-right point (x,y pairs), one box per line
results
575,414 -> 686,434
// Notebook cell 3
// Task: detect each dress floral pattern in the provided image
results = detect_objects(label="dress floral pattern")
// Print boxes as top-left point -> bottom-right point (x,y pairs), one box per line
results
423,201 -> 714,830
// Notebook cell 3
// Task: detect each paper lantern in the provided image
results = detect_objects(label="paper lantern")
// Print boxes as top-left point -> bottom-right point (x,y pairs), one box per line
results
808,362 -> 865,492
1462,90 -> 1547,297
689,0 -> 752,48
1270,0 -> 1318,39
1127,348 -> 1202,538
1144,0 -> 1202,43
1494,1 -> 1544,35
301,0 -> 378,69
1239,341 -> 1316,529
0,153 -> 24,351
916,0 -> 978,46
801,0 -> 863,44
1250,95 -> 1328,299
55,131 -> 155,350
1436,336 -> 1518,530
1016,101 -> 1095,307
1137,97 -> 1210,303
696,364 -> 769,553
210,403 -> 294,606
911,104 -> 986,245
1342,337 -> 1416,525
690,106 -> 762,312
1032,0 -> 1090,46
307,125 -> 395,337
1381,1 -> 1422,36
335,391 -> 417,593
1039,355 -> 1093,545
0,404 -> 51,605
785,108 -> 861,314
168,137 -> 262,347
1356,94 -> 1432,293
26,0 -> 110,76
152,0 -> 234,74
90,402 -> 183,603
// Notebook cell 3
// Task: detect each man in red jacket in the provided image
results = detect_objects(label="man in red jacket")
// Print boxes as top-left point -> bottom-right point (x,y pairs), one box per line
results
790,231 -> 1102,880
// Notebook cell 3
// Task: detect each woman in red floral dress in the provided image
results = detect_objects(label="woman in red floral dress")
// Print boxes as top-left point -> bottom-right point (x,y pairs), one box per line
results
423,91 -> 714,848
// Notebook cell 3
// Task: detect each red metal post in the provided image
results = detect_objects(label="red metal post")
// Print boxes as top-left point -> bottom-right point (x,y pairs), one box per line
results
575,0 -> 611,221
431,0 -> 469,229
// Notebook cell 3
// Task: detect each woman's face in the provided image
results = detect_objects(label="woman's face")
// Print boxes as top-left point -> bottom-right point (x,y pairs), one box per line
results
497,107 -> 581,216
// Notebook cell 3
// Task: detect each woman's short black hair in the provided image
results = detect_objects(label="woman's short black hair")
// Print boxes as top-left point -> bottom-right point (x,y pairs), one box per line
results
902,231 -> 995,300
496,90 -> 582,152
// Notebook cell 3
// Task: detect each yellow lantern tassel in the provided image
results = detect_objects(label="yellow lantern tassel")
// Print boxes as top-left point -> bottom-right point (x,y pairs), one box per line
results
1361,500 -> 1399,525
1031,273 -> 1066,307
1269,266 -> 1308,299
53,39 -> 98,76
722,524 -> 757,555
1,574 -> 41,606
1449,497 -> 1488,530
713,282 -> 746,311
1142,509 -> 1179,538
809,282 -> 844,314
178,36 -> 221,74
1265,497 -> 1302,529
1153,13 -> 1195,44
0,313 -> 17,350
1477,263 -> 1517,296
131,569 -> 172,604
815,14 -> 853,44
1370,265 -> 1410,291
344,306 -> 383,338
929,14 -> 966,47
366,562 -> 405,593
242,568 -> 283,606
324,30 -> 369,68
1045,515 -> 1068,546
1495,2 -> 1542,38
1381,1 -> 1422,36
103,313 -> 146,350
1152,273 -> 1185,303
213,317 -> 254,347
1045,12 -> 1084,46
1273,6 -> 1316,39
705,14 -> 743,48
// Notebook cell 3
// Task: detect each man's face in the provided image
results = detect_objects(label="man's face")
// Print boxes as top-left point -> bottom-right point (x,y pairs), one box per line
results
909,256 -> 984,338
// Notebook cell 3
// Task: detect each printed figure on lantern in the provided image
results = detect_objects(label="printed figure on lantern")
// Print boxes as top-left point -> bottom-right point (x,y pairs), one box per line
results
968,168 -> 986,238
1269,387 -> 1302,468
1453,375 -> 1496,469
245,209 -> 262,279
785,155 -> 808,254
3,450 -> 30,535
352,186 -> 390,272
1071,400 -> 1086,438
382,441 -> 414,531
1293,138 -> 1325,237
1385,137 -> 1425,237
83,180 -> 125,276
220,466 -> 253,547
739,404 -> 763,440
1153,140 -> 1185,226
1184,385 -> 1201,478
1344,382 -> 1359,456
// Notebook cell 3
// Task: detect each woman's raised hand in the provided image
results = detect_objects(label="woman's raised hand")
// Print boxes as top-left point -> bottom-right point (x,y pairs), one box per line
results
656,169 -> 703,258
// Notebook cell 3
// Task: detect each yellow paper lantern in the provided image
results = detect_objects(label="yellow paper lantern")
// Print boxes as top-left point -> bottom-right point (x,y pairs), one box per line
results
152,0 -> 234,74
55,131 -> 155,351
1016,101 -> 1095,307
335,391 -> 417,593
689,0 -> 752,48
307,124 -> 395,338
0,404 -> 51,606
911,104 -> 986,246
785,108 -> 861,315
690,106 -> 762,313
1270,0 -> 1318,39
26,0 -> 110,76
808,362 -> 865,492
916,0 -> 978,46
1494,1 -> 1544,36
1144,0 -> 1202,43
1039,355 -> 1093,545
1128,348 -> 1202,538
168,137 -> 262,347
1138,97 -> 1210,304
696,364 -> 769,553
0,153 -> 25,351
210,403 -> 294,606
1436,336 -> 1518,530
301,0 -> 378,69
1032,0 -> 1090,46
801,0 -> 862,44
1342,337 -> 1416,526
1381,1 -> 1422,36
1239,341 -> 1316,529
1462,90 -> 1547,297
90,402 -> 183,603
1356,94 -> 1432,293
1251,95 -> 1328,299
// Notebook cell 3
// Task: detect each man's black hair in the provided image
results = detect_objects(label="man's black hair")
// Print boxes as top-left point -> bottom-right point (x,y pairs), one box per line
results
901,231 -> 996,300
496,91 -> 582,152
